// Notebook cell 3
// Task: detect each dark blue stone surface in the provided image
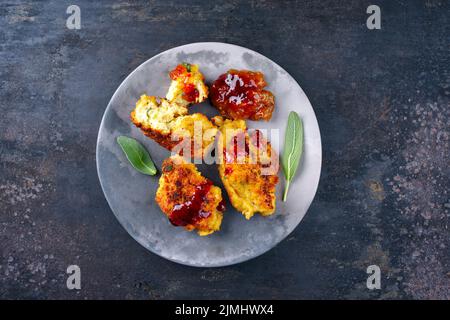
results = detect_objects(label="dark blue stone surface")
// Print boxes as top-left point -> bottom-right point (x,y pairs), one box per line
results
0,0 -> 448,299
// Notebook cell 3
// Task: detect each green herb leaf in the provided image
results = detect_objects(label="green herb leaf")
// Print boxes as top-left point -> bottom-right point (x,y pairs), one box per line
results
117,136 -> 157,176
281,111 -> 303,201
182,62 -> 191,72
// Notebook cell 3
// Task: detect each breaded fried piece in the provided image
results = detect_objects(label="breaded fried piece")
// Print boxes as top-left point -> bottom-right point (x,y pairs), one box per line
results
170,113 -> 218,159
156,155 -> 225,236
131,95 -> 217,159
210,69 -> 275,121
213,116 -> 279,219
166,63 -> 209,107
131,95 -> 187,148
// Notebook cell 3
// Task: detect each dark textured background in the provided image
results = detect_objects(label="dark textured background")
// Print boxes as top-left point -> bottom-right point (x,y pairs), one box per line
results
0,0 -> 449,299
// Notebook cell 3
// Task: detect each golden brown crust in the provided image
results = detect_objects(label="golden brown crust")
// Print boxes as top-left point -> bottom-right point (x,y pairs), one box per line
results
216,118 -> 279,219
130,109 -> 179,150
170,113 -> 218,159
253,90 -> 275,121
155,155 -> 224,236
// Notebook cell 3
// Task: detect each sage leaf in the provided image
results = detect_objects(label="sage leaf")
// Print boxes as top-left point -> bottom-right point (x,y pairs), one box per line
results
117,136 -> 157,176
281,111 -> 303,201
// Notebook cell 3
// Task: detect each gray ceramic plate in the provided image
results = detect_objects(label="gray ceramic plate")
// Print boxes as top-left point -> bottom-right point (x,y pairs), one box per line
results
96,42 -> 322,267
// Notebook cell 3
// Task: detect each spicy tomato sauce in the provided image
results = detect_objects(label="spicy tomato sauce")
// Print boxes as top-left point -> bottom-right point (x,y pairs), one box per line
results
210,69 -> 275,121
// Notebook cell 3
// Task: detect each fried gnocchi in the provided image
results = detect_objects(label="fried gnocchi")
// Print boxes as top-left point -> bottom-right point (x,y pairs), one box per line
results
166,63 -> 209,107
156,155 -> 225,236
213,116 -> 279,219
131,95 -> 217,160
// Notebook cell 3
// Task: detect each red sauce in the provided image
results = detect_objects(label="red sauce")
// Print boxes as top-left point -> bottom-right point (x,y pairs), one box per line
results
224,166 -> 233,175
169,180 -> 212,226
250,129 -> 261,148
169,64 -> 199,102
217,199 -> 226,212
182,83 -> 199,102
223,132 -> 249,164
169,64 -> 187,80
210,70 -> 274,121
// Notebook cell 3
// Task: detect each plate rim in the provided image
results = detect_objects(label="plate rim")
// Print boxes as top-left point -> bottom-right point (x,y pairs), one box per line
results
96,42 -> 322,267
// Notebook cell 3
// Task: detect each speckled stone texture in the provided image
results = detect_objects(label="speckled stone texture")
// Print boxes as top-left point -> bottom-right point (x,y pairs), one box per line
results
0,0 -> 448,299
